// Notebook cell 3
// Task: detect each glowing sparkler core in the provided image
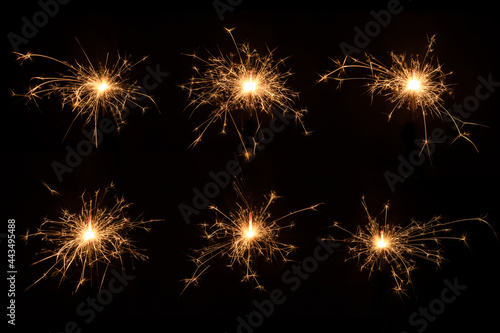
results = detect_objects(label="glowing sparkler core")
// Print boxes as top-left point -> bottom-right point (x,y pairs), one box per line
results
242,71 -> 258,94
83,222 -> 96,241
242,79 -> 257,93
407,77 -> 421,92
245,212 -> 255,238
376,230 -> 388,249
97,81 -> 109,93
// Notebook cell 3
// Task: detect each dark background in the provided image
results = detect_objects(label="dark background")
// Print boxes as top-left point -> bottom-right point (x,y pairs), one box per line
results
3,0 -> 499,332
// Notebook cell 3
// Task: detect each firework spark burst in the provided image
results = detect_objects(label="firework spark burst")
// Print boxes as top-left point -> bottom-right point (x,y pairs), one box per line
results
182,183 -> 320,292
14,41 -> 157,146
181,28 -> 309,159
319,35 -> 483,154
329,196 -> 494,296
24,183 -> 159,292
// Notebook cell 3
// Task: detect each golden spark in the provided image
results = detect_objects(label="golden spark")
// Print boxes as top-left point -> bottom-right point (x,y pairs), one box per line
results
319,35 -> 483,154
24,183 -> 160,292
182,182 -> 320,293
14,40 -> 157,146
329,196 -> 494,296
181,27 -> 309,159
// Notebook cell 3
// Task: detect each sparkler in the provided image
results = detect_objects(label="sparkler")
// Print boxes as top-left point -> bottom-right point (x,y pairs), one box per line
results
14,41 -> 156,146
181,28 -> 309,159
24,183 -> 158,292
319,35 -> 483,153
329,197 -> 495,296
182,183 -> 320,292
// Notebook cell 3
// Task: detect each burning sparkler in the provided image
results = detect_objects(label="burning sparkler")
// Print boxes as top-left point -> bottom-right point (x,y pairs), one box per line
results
24,183 -> 159,292
329,196 -> 494,296
182,183 -> 320,293
14,41 -> 157,146
181,27 -> 309,159
319,35 -> 483,153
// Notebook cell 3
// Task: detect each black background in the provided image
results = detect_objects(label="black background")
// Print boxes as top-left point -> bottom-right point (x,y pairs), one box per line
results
3,0 -> 500,332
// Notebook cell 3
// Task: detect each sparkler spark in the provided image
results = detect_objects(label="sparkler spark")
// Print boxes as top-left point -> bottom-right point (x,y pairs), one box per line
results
182,184 -> 320,292
14,41 -> 157,146
24,184 -> 159,292
319,35 -> 483,153
181,28 -> 309,159
329,197 -> 495,296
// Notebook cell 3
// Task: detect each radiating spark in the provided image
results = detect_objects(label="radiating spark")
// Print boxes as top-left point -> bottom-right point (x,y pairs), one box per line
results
319,35 -> 484,154
40,179 -> 60,197
24,183 -> 160,292
182,182 -> 320,293
329,196 -> 495,296
181,28 -> 309,159
14,40 -> 157,146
